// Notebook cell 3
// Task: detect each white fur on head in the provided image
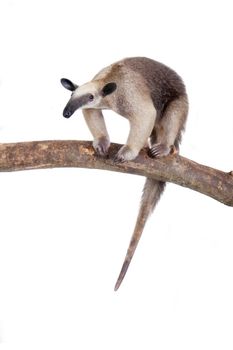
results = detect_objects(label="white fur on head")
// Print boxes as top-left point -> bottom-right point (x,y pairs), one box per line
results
72,81 -> 117,109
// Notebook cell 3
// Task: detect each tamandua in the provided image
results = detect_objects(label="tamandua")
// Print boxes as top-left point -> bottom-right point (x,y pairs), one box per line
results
61,57 -> 188,290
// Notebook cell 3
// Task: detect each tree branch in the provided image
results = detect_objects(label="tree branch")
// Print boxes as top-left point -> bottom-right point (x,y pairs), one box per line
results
0,140 -> 233,206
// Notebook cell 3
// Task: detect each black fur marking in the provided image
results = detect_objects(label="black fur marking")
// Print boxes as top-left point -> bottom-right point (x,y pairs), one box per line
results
124,57 -> 187,115
63,94 -> 91,118
60,78 -> 78,92
102,82 -> 117,97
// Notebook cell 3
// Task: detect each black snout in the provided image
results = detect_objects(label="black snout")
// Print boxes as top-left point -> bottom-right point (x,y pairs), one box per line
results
63,100 -> 77,119
63,107 -> 73,118
62,94 -> 91,119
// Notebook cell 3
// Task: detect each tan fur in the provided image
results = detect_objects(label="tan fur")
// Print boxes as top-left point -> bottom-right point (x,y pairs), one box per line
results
114,179 -> 165,291
155,96 -> 188,146
61,57 -> 189,290
89,61 -> 160,159
83,109 -> 109,141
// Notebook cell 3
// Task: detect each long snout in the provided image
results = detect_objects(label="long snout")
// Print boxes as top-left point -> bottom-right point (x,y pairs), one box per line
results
63,99 -> 80,119
63,93 -> 91,118
63,105 -> 74,118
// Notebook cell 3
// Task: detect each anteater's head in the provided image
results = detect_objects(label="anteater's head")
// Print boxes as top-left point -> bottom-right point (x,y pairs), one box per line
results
60,78 -> 117,118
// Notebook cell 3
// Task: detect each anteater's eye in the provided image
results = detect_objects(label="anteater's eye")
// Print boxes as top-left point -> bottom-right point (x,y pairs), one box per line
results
89,94 -> 94,101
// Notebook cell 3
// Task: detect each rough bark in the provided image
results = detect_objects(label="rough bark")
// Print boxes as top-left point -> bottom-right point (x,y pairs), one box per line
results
0,140 -> 233,206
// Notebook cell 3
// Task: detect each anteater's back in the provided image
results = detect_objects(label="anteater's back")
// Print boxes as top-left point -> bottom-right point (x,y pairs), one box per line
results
122,57 -> 187,113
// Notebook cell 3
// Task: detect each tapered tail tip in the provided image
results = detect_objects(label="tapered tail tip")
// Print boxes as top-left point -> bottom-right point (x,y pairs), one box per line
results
114,260 -> 130,291
114,280 -> 121,292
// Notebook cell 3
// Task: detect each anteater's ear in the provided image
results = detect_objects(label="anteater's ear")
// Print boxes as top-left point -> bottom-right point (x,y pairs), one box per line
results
101,82 -> 117,97
60,78 -> 78,91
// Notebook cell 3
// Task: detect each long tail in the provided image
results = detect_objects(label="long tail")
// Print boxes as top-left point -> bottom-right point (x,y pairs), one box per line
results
114,179 -> 166,291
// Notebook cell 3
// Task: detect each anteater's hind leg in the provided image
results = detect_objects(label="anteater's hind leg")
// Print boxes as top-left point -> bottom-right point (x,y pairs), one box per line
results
150,96 -> 188,158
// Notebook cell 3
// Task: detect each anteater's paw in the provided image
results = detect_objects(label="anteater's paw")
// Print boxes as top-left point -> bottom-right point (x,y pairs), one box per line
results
149,143 -> 172,158
93,137 -> 110,157
114,145 -> 138,163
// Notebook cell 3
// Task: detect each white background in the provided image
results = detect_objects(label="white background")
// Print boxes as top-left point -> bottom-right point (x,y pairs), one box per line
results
0,0 -> 233,349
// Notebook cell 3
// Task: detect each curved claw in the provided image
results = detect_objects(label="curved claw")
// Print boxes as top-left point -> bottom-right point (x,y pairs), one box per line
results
95,144 -> 107,156
114,154 -> 126,163
114,145 -> 138,163
149,143 -> 171,158
93,137 -> 110,157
